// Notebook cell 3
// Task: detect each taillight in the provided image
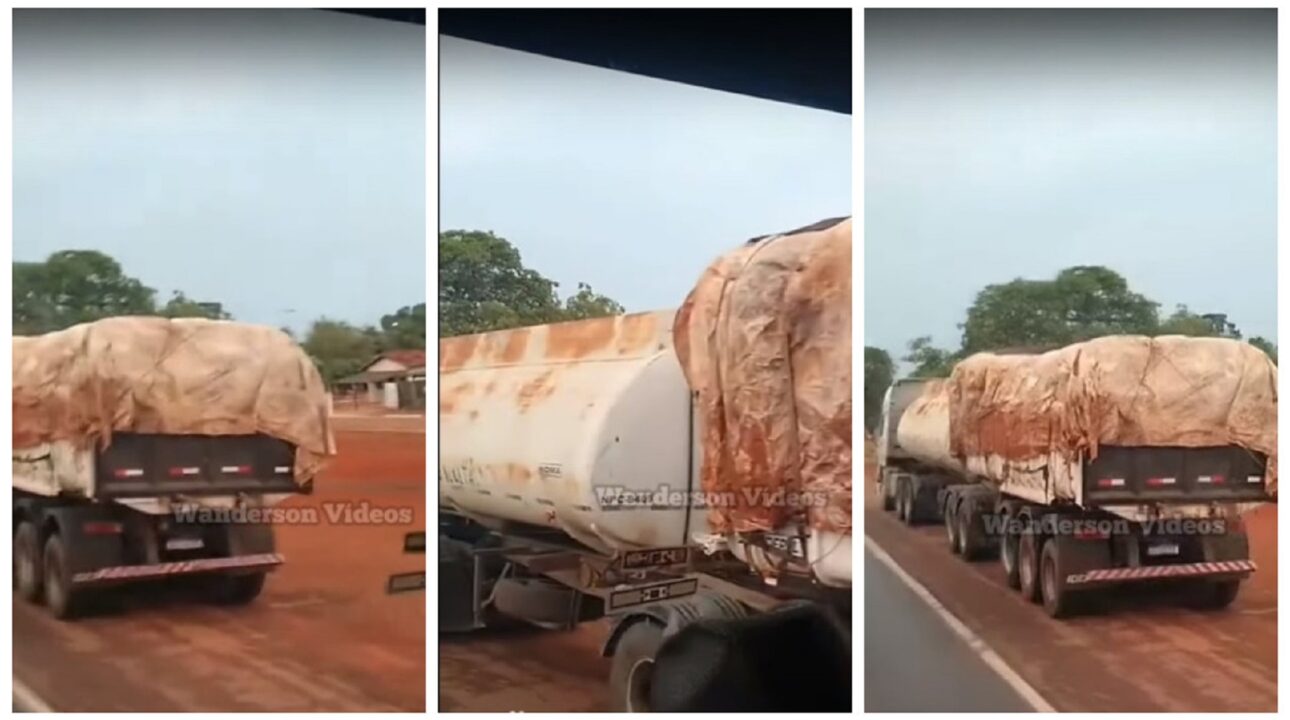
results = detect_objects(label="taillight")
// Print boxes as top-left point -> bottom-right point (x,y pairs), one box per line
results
83,521 -> 123,536
168,466 -> 201,477
220,465 -> 252,475
112,468 -> 144,479
1145,477 -> 1177,487
1096,478 -> 1125,488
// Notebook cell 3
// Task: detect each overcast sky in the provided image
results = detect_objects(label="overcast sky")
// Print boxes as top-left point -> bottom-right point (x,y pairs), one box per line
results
440,36 -> 852,314
866,9 -> 1276,364
14,9 -> 425,333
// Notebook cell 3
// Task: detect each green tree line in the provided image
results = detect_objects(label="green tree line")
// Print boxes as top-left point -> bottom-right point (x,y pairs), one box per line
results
13,249 -> 426,385
864,265 -> 1277,432
439,229 -> 623,337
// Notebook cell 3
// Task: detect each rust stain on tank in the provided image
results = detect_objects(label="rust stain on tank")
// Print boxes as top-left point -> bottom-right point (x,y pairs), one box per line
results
439,380 -> 475,416
615,312 -> 660,355
440,335 -> 479,371
546,317 -> 617,359
498,328 -> 529,363
516,370 -> 557,412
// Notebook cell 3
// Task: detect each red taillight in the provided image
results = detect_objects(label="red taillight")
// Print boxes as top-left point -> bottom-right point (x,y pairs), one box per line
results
220,465 -> 252,475
83,521 -> 123,536
1197,475 -> 1226,485
1145,477 -> 1177,487
1097,478 -> 1125,488
112,468 -> 144,479
168,466 -> 201,477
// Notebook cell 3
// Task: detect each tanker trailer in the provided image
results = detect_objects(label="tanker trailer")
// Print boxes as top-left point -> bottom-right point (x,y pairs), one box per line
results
877,336 -> 1276,618
439,216 -> 852,711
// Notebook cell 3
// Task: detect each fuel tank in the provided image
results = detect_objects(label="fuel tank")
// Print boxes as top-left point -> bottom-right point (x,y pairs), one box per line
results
439,310 -> 698,554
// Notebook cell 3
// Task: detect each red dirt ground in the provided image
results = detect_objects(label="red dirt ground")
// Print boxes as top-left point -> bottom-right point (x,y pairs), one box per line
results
13,426 -> 426,712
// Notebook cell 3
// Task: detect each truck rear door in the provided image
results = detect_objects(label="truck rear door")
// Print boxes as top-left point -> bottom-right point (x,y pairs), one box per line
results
95,433 -> 302,499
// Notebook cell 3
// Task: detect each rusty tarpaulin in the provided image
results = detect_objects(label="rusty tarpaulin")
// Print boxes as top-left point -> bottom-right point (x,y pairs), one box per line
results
674,217 -> 852,535
13,317 -> 335,483
948,336 -> 1278,494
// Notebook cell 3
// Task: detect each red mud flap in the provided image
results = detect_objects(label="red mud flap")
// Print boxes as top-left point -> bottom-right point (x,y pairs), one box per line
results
71,553 -> 285,585
1067,560 -> 1256,587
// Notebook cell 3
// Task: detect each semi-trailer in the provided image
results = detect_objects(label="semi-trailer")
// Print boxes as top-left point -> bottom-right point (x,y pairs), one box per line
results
438,217 -> 853,711
13,317 -> 335,619
878,336 -> 1276,617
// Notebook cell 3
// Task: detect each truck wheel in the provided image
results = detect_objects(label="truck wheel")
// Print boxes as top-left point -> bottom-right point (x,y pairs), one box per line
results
957,501 -> 985,560
944,496 -> 961,554
999,521 -> 1021,590
609,620 -> 665,712
1017,531 -> 1041,603
900,481 -> 916,524
1039,537 -> 1085,618
209,573 -> 267,605
881,476 -> 896,511
43,534 -> 89,620
1187,580 -> 1241,611
14,521 -> 43,603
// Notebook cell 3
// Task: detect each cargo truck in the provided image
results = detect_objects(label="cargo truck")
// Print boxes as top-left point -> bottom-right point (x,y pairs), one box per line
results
13,317 -> 334,619
439,217 -> 852,711
877,336 -> 1276,618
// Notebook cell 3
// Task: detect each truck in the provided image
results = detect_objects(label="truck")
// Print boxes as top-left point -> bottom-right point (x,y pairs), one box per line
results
13,317 -> 335,619
439,217 -> 852,712
877,336 -> 1277,618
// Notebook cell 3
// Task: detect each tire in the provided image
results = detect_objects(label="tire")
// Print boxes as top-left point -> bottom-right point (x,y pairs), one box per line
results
1039,537 -> 1083,618
14,521 -> 43,603
609,620 -> 666,712
881,477 -> 896,511
1186,580 -> 1241,611
944,495 -> 960,554
899,481 -> 916,524
1000,518 -> 1021,590
956,502 -> 974,559
209,572 -> 267,605
43,534 -> 89,620
1017,531 -> 1041,603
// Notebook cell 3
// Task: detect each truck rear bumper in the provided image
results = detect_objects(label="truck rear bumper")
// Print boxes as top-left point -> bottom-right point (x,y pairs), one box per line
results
1066,560 -> 1255,587
71,552 -> 284,586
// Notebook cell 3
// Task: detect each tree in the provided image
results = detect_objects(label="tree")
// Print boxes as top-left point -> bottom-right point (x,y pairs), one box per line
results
160,291 -> 231,320
439,230 -> 624,337
904,336 -> 956,378
13,250 -> 156,334
864,347 -> 894,433
960,266 -> 1157,354
563,282 -> 625,320
303,319 -> 380,385
380,303 -> 426,349
1249,336 -> 1278,365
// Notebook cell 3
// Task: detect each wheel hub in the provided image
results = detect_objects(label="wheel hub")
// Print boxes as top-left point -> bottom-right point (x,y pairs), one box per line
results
625,657 -> 654,712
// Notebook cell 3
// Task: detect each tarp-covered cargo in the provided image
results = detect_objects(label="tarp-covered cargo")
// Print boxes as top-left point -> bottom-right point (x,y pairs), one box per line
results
13,317 -> 334,483
948,336 -> 1278,494
674,217 -> 852,535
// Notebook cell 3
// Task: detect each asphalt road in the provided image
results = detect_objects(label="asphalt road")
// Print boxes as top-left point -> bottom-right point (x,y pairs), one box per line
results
864,546 -> 1033,713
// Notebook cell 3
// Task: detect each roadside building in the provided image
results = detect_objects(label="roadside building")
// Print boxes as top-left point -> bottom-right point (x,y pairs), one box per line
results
335,349 -> 426,411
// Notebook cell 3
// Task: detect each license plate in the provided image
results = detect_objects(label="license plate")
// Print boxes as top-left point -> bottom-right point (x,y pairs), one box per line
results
166,538 -> 204,551
1146,542 -> 1180,557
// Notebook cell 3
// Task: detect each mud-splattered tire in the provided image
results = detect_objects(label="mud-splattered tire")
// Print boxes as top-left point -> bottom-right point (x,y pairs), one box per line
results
944,496 -> 961,554
1040,537 -> 1081,618
14,521 -> 43,603
209,572 -> 267,605
1017,531 -> 1041,603
1187,579 -> 1241,611
1000,521 -> 1021,590
43,534 -> 90,620
609,620 -> 665,712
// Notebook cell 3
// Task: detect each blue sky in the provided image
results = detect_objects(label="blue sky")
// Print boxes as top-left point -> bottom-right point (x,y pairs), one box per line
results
14,10 -> 425,333
866,9 -> 1276,363
440,36 -> 852,313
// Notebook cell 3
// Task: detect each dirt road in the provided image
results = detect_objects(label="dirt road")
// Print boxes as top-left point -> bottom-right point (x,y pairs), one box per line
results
13,424 -> 426,712
865,458 -> 1277,712
439,621 -> 611,712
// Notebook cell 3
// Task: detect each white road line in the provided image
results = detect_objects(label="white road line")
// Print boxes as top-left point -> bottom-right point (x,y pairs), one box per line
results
865,535 -> 1056,713
14,677 -> 54,713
